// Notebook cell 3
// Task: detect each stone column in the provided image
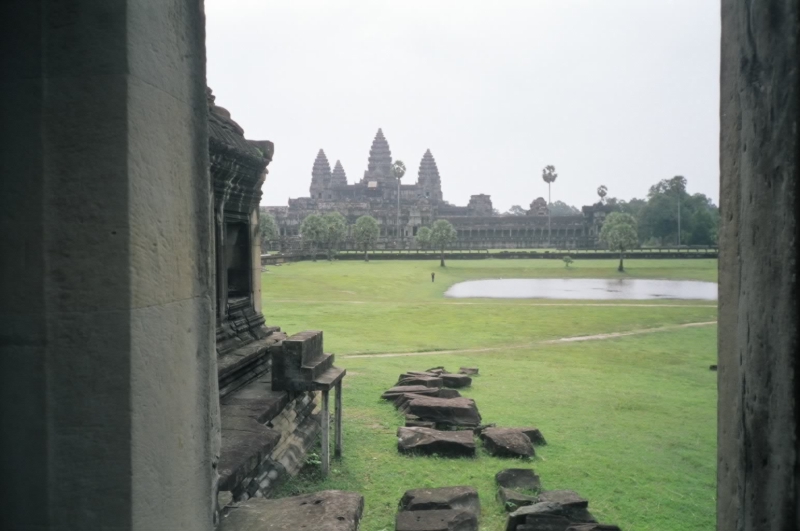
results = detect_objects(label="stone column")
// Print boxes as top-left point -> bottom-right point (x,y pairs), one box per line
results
0,2 -> 217,530
718,1 -> 798,529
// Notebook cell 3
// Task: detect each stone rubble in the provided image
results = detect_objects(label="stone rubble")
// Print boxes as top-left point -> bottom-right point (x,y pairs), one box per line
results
395,486 -> 480,531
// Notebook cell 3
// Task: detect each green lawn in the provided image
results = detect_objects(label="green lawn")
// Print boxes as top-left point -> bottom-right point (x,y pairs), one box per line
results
265,259 -> 717,531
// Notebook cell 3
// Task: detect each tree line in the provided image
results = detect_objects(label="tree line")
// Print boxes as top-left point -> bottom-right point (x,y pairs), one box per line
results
259,211 -> 458,266
503,175 -> 718,247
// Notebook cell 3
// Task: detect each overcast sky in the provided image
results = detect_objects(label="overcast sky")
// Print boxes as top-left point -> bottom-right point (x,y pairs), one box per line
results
206,0 -> 720,212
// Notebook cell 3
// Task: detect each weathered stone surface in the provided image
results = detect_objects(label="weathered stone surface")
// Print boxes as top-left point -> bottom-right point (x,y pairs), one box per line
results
497,487 -> 538,511
459,367 -> 479,375
397,427 -> 476,457
398,375 -> 444,388
218,490 -> 364,531
437,389 -> 462,399
408,397 -> 482,428
519,427 -> 547,446
504,502 -> 566,531
480,428 -> 534,458
400,486 -> 480,516
383,385 -> 440,399
396,509 -> 478,531
538,490 -> 588,509
425,366 -> 448,375
440,373 -> 472,388
717,2 -> 800,529
514,515 -> 573,530
565,525 -> 622,531
406,414 -> 437,428
495,469 -> 542,491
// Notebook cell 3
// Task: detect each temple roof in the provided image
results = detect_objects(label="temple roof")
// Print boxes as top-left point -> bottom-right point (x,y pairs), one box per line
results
365,128 -> 392,178
417,149 -> 441,185
331,160 -> 348,186
311,149 -> 332,187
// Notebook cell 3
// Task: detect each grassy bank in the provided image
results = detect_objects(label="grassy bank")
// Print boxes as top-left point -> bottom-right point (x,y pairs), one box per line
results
263,259 -> 717,530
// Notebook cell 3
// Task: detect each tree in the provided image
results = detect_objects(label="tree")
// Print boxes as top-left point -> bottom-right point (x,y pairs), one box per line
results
392,160 -> 406,242
322,212 -> 347,261
541,165 -> 558,244
563,255 -> 573,268
599,212 -> 639,272
505,205 -> 527,216
300,214 -> 326,261
429,219 -> 457,267
548,201 -> 581,216
597,185 -> 608,204
258,211 -> 278,251
353,215 -> 379,262
416,226 -> 432,249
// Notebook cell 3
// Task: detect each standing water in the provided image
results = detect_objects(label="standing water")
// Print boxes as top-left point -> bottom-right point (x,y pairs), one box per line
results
444,278 -> 717,300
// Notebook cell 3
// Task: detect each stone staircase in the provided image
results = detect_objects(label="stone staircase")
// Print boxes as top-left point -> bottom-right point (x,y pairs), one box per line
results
270,330 -> 345,392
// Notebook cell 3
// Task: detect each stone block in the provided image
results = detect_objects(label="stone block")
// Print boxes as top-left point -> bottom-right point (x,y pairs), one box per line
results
395,509 -> 478,531
382,385 -> 440,399
408,397 -> 482,428
538,490 -> 589,509
440,373 -> 472,388
480,428 -> 534,458
397,427 -> 476,457
495,469 -> 542,491
459,367 -> 479,375
218,490 -> 364,531
399,486 -> 480,516
565,525 -> 622,531
497,487 -> 538,511
398,374 -> 445,388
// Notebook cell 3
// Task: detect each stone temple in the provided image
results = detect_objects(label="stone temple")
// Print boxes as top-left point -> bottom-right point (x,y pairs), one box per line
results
266,129 -> 611,249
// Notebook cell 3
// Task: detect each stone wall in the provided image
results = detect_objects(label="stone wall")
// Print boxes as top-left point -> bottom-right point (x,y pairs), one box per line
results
231,392 -> 322,502
718,0 -> 799,529
0,2 -> 217,530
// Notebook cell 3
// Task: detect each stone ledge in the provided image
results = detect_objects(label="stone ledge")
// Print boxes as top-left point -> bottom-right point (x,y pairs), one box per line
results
219,490 -> 364,531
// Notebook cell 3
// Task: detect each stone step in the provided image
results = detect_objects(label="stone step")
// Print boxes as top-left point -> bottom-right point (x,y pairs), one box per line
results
218,416 -> 282,493
282,329 -> 324,366
302,351 -> 334,380
219,490 -> 364,531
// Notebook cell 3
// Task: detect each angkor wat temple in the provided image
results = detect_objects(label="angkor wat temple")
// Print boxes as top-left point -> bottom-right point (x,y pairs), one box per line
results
266,129 -> 611,249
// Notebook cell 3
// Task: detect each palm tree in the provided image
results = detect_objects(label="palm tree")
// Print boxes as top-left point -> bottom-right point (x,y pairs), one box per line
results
597,185 -> 608,204
392,160 -> 406,245
541,165 -> 558,245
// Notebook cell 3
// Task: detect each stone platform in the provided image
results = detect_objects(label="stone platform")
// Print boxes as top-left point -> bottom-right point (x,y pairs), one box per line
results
219,490 -> 364,531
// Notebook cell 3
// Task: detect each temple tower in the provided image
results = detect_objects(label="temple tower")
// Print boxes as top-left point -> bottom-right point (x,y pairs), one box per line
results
310,149 -> 332,199
331,160 -> 348,187
416,149 -> 443,202
362,128 -> 393,184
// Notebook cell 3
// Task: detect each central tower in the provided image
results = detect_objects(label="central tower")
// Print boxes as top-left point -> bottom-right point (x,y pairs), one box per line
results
361,128 -> 394,184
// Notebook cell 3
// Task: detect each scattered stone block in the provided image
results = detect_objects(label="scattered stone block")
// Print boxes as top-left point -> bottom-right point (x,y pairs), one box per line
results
518,427 -> 547,446
504,502 -> 566,531
459,367 -> 479,375
425,366 -> 448,375
495,469 -> 542,491
514,514 -> 574,530
480,428 -> 535,458
382,385 -> 440,399
497,487 -> 538,511
406,415 -> 437,428
218,490 -> 364,531
399,486 -> 480,516
566,525 -> 622,531
398,374 -> 444,388
537,490 -> 589,509
397,427 -> 476,457
408,396 -> 482,428
438,389 -> 462,399
440,373 -> 472,388
396,509 -> 477,531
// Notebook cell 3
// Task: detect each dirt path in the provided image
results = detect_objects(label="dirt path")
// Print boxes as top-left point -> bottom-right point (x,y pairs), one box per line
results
340,320 -> 717,359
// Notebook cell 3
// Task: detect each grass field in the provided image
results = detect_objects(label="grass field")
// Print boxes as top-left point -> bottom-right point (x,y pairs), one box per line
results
264,259 -> 717,531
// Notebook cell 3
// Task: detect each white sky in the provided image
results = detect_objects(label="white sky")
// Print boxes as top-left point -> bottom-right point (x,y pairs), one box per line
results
206,0 -> 720,212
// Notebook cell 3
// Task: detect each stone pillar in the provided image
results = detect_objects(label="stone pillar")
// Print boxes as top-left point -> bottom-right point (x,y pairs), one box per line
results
0,2 -> 217,530
718,1 -> 798,529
